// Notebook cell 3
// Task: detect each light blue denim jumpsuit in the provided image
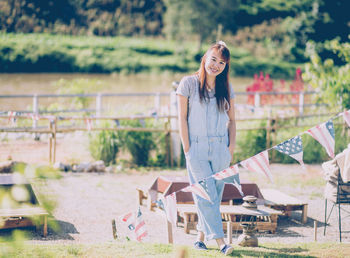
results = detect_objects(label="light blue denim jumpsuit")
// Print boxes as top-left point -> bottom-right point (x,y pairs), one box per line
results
177,75 -> 233,241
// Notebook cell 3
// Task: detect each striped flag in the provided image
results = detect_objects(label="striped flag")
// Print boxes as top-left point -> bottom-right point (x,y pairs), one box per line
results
273,136 -> 305,168
306,120 -> 335,158
7,111 -> 16,124
163,193 -> 177,226
30,113 -> 40,121
135,207 -> 147,242
343,110 -> 350,128
241,150 -> 273,182
182,180 -> 212,203
212,164 -> 239,180
120,211 -> 135,231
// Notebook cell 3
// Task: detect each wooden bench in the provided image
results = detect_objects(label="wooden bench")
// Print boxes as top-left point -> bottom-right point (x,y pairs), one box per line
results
0,206 -> 48,236
177,204 -> 282,234
260,188 -> 308,224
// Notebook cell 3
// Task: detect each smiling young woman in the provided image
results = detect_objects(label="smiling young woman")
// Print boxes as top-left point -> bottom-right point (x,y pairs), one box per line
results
176,41 -> 236,256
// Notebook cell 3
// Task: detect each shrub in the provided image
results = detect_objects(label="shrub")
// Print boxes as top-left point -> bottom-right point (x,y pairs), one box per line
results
117,119 -> 156,166
89,128 -> 119,166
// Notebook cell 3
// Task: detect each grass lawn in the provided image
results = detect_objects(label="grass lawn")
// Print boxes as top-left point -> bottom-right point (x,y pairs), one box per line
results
1,240 -> 350,258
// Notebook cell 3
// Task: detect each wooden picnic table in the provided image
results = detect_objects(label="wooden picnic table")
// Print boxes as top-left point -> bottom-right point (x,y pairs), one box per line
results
177,204 -> 282,234
0,174 -> 48,236
260,188 -> 308,223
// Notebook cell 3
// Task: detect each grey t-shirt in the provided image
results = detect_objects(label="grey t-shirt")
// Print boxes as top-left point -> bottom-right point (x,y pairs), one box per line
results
176,74 -> 235,100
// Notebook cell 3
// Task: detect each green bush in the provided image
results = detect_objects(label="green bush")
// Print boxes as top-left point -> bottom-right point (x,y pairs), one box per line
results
89,128 -> 119,166
117,119 -> 156,166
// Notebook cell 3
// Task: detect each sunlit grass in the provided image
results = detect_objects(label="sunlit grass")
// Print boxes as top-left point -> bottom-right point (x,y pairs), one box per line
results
1,240 -> 350,258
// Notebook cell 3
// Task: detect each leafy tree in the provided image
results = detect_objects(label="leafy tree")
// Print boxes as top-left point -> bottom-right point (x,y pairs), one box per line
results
164,0 -> 239,49
304,38 -> 350,110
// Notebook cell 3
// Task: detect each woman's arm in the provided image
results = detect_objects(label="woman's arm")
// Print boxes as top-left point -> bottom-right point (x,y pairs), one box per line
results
177,94 -> 190,153
227,98 -> 236,156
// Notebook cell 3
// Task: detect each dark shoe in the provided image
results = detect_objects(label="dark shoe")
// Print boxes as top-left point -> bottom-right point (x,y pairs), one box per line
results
194,241 -> 208,250
220,244 -> 234,256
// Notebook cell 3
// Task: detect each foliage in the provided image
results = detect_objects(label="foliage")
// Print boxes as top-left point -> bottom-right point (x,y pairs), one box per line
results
117,119 -> 156,166
89,125 -> 119,166
0,164 -> 61,245
233,120 -> 268,164
0,33 -> 298,78
304,38 -> 350,110
164,0 -> 239,49
0,0 -> 165,37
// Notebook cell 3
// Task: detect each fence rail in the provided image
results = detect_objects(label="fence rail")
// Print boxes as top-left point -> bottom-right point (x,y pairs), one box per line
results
0,111 -> 341,166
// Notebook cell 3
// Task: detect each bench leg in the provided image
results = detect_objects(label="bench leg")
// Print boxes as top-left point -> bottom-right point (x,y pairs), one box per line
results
226,222 -> 232,244
184,214 -> 190,234
301,204 -> 308,224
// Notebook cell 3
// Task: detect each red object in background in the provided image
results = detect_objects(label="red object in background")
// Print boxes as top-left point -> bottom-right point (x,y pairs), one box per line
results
245,69 -> 304,106
289,67 -> 304,104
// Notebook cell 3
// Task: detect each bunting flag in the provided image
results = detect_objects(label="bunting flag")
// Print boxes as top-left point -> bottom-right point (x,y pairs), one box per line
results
7,111 -> 16,124
343,110 -> 350,128
120,211 -> 135,231
30,113 -> 40,121
85,118 -> 93,131
273,136 -> 305,168
231,173 -> 244,196
135,207 -> 147,242
306,120 -> 335,158
163,193 -> 177,226
241,150 -> 273,182
213,164 -> 239,180
182,180 -> 212,203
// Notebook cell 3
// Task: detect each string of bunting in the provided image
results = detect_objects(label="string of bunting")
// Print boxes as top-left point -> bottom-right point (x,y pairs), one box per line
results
122,109 -> 350,239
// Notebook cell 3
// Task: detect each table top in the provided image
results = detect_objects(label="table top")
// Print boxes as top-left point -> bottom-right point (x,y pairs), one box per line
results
149,175 -> 265,203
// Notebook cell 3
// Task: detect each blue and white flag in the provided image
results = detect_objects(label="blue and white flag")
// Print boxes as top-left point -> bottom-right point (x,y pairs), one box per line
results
273,135 -> 305,168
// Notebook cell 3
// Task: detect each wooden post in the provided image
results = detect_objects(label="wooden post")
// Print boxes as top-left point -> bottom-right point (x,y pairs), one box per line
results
227,221 -> 232,244
167,219 -> 173,244
32,94 -> 38,129
49,120 -> 53,163
96,93 -> 102,125
53,118 -> 57,163
266,109 -> 271,149
154,92 -> 160,114
112,219 -> 117,239
299,92 -> 304,115
254,93 -> 260,108
43,215 -> 47,237
314,220 -> 317,242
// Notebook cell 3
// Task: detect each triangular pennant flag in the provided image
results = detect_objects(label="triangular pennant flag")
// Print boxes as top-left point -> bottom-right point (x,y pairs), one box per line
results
120,211 -> 135,231
163,193 -> 177,226
343,110 -> 350,128
7,111 -> 17,124
213,164 -> 239,180
182,180 -> 212,203
306,120 -> 335,158
273,136 -> 305,168
135,207 -> 147,242
241,150 -> 273,182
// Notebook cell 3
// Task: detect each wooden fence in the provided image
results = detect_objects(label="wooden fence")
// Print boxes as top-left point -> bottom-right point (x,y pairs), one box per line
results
0,111 -> 341,166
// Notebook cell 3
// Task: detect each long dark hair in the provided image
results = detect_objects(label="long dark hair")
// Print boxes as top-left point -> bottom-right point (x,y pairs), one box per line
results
196,42 -> 231,112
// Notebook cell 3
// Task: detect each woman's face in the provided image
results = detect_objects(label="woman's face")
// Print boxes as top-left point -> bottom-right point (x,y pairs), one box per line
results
204,49 -> 226,77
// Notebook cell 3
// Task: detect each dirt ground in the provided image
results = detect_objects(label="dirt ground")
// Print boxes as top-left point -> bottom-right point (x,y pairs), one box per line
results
1,134 -> 350,246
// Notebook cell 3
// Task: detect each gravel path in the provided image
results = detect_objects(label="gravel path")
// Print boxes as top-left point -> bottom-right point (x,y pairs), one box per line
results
12,164 -> 347,246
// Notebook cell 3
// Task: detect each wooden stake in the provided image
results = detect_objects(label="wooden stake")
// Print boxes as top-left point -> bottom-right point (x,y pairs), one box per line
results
227,221 -> 232,244
314,220 -> 317,242
167,219 -> 173,244
112,219 -> 117,239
